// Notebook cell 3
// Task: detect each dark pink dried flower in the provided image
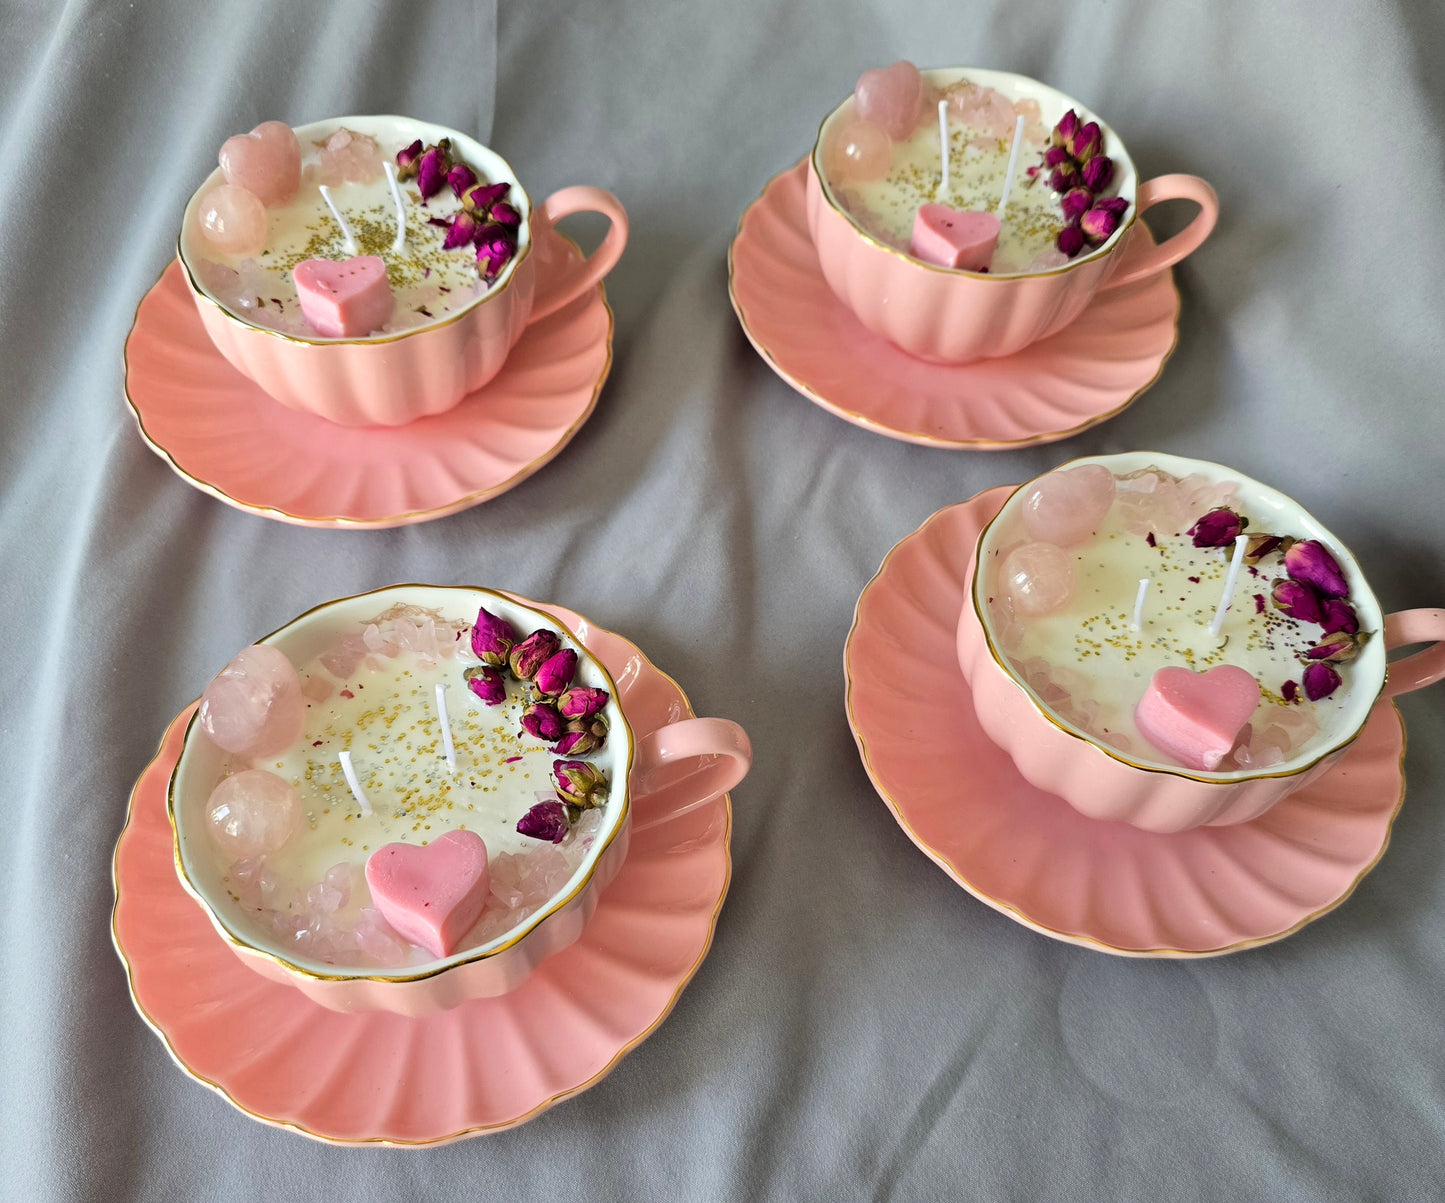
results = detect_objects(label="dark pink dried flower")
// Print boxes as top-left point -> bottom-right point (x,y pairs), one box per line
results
1080,203 -> 1125,245
1188,507 -> 1246,548
1060,187 -> 1093,223
462,181 -> 510,215
509,629 -> 560,680
553,759 -> 608,808
1043,144 -> 1073,168
557,686 -> 609,720
471,605 -> 516,664
1282,679 -> 1300,703
1053,110 -> 1081,148
1057,224 -> 1086,258
1303,662 -> 1342,701
475,224 -> 516,280
1244,533 -> 1294,565
1304,632 -> 1361,663
1068,121 -> 1103,163
534,649 -> 579,698
1285,540 -> 1349,599
395,139 -> 424,179
443,210 -> 482,250
1080,154 -> 1114,191
416,144 -> 451,200
1319,598 -> 1360,635
521,701 -> 566,742
516,801 -> 569,843
1272,578 -> 1324,624
446,162 -> 478,198
465,665 -> 506,706
1049,163 -> 1081,193
489,201 -> 522,228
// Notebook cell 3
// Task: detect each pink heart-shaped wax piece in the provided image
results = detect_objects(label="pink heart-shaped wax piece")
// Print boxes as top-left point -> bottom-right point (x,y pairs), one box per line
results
855,61 -> 926,140
219,121 -> 301,207
364,830 -> 490,960
293,256 -> 395,338
910,203 -> 1001,271
1135,665 -> 1261,771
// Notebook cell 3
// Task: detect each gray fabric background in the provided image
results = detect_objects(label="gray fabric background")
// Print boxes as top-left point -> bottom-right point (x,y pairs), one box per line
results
2,0 -> 1442,1198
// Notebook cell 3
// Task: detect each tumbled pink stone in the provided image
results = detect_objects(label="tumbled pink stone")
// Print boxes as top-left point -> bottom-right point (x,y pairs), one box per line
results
1001,542 -> 1077,615
827,119 -> 893,182
219,121 -> 301,207
1020,464 -> 1117,546
197,644 -> 305,757
206,769 -> 301,857
855,61 -> 926,140
197,184 -> 268,256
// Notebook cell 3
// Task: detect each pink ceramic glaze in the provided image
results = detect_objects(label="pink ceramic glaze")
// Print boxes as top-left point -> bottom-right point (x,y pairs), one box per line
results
956,456 -> 1445,833
729,161 -> 1179,448
167,587 -> 751,1017
846,490 -> 1409,956
124,231 -> 611,527
179,116 -> 627,426
808,68 -> 1217,363
112,606 -> 738,1142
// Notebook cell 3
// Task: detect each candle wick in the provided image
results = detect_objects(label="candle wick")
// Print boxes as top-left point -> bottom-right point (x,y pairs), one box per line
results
936,99 -> 951,199
383,161 -> 407,255
434,683 -> 458,774
1131,577 -> 1151,633
318,184 -> 358,256
1207,535 -> 1250,640
338,750 -> 373,817
996,114 -> 1027,218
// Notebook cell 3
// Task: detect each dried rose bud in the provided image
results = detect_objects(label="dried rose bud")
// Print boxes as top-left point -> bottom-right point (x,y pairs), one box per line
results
1057,224 -> 1086,258
1272,577 -> 1323,624
1304,631 -> 1361,663
1303,662 -> 1342,701
557,686 -> 609,720
1049,163 -> 1081,193
442,210 -> 482,251
556,713 -> 608,755
509,629 -> 561,680
1068,120 -> 1103,163
1282,679 -> 1300,704
521,701 -> 566,742
1244,533 -> 1294,565
1188,507 -> 1247,548
1080,154 -> 1114,191
1043,144 -> 1073,168
395,139 -> 424,180
462,181 -> 510,215
553,758 -> 608,808
446,162 -> 478,198
416,144 -> 451,200
1284,540 -> 1349,599
1060,187 -> 1093,223
470,606 -> 516,665
1080,203 -> 1125,245
489,201 -> 522,228
475,224 -> 516,280
516,800 -> 570,844
534,648 -> 579,698
1319,598 -> 1360,635
464,665 -> 507,706
1053,109 -> 1081,148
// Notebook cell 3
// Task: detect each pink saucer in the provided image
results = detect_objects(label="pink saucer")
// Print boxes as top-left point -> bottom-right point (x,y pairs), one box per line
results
112,603 -> 731,1144
845,488 -> 1406,956
730,161 -> 1180,449
124,235 -> 612,528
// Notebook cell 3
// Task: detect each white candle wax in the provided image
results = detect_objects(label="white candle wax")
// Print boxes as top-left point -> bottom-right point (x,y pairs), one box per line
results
981,459 -> 1380,772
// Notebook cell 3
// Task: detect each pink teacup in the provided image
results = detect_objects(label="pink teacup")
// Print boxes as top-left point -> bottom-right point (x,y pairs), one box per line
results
807,68 -> 1218,363
178,116 -> 627,426
168,585 -> 751,1015
955,452 -> 1445,833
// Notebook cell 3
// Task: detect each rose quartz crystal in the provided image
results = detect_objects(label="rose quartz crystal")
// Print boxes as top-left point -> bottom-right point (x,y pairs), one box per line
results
854,61 -> 926,139
197,184 -> 268,256
219,121 -> 301,207
1020,465 -> 1116,546
1001,542 -> 1077,615
206,769 -> 301,857
198,644 -> 305,757
826,119 -> 893,182
315,128 -> 383,185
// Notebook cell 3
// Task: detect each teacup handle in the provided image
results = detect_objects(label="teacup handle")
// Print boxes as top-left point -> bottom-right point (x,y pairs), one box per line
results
1382,609 -> 1445,698
1101,174 -> 1219,291
631,717 -> 752,826
529,185 -> 629,321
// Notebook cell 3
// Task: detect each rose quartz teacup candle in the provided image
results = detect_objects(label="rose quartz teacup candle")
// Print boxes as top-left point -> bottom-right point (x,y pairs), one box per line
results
169,586 -> 751,1016
956,452 -> 1445,832
179,116 -> 628,425
807,67 -> 1218,362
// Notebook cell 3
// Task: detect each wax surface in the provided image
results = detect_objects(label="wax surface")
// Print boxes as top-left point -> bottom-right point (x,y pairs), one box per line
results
984,469 -> 1357,770
827,86 -> 1064,272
